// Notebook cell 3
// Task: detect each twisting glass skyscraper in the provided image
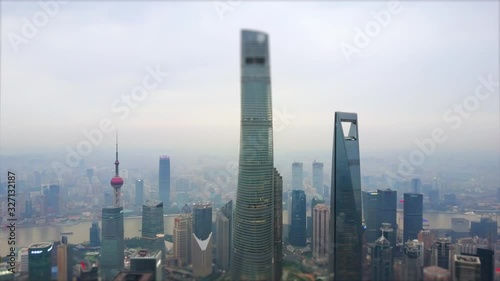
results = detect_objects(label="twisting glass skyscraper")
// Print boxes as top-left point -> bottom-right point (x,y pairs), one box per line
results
329,112 -> 363,280
232,29 -> 275,281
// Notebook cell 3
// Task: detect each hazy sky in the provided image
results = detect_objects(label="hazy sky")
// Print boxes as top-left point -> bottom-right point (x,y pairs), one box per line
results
1,1 -> 499,168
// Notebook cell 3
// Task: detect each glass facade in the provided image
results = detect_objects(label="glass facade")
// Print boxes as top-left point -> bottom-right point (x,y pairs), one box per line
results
142,200 -> 164,251
403,193 -> 423,243
273,168 -> 283,281
232,29 -> 274,281
312,161 -> 324,194
193,202 -> 212,240
100,207 -> 124,280
377,188 -> 397,251
28,242 -> 53,281
362,191 -> 379,243
135,180 -> 144,206
289,190 -> 306,247
89,220 -> 101,247
330,112 -> 362,280
159,156 -> 170,208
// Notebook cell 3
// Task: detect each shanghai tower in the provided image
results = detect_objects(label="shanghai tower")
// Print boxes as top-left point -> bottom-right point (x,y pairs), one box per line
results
232,30 -> 275,281
329,112 -> 363,280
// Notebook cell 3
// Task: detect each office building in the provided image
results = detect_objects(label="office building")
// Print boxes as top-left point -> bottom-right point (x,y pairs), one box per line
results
48,184 -> 60,215
89,220 -> 101,247
418,229 -> 436,267
192,203 -> 213,277
100,207 -> 124,280
232,29 -> 275,281
457,237 -> 494,281
216,201 -> 232,271
28,242 -> 53,281
130,249 -> 162,281
412,178 -> 421,194
369,234 -> 393,281
431,238 -> 454,270
57,236 -> 72,281
312,161 -> 324,194
470,217 -> 498,246
273,168 -> 283,281
292,162 -> 303,190
173,214 -> 192,266
378,189 -> 397,250
313,204 -> 329,260
362,191 -> 379,243
453,255 -> 481,281
135,180 -> 144,206
142,200 -> 164,252
330,112 -> 363,280
451,218 -> 469,242
289,190 -> 306,247
404,193 -> 423,243
309,195 -> 325,238
404,239 -> 424,281
423,266 -> 451,281
159,155 -> 171,209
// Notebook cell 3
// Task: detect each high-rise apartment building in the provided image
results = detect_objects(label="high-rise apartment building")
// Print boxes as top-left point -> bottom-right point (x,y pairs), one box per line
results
292,162 -> 303,190
312,204 -> 329,260
431,238 -> 454,270
173,215 -> 192,266
232,29 -> 275,281
418,229 -> 436,267
142,200 -> 164,252
404,193 -> 423,243
159,155 -> 171,209
312,161 -> 324,194
330,112 -> 362,280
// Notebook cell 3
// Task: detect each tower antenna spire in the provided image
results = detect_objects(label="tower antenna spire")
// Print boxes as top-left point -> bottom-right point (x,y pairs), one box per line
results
110,131 -> 123,207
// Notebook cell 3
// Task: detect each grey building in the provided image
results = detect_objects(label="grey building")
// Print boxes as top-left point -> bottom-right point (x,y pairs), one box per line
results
216,200 -> 232,271
100,207 -> 124,280
329,112 -> 363,280
232,29 -> 275,281
141,200 -> 164,252
159,155 -> 170,209
292,162 -> 303,190
312,161 -> 324,195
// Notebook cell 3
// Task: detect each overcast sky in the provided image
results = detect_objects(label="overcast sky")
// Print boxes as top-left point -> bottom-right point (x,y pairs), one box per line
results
1,1 -> 499,170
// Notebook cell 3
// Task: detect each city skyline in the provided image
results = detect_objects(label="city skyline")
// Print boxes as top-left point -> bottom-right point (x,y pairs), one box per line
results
0,2 -> 498,166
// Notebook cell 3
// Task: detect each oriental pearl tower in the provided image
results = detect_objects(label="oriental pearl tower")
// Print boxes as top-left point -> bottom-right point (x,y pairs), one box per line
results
110,135 -> 123,207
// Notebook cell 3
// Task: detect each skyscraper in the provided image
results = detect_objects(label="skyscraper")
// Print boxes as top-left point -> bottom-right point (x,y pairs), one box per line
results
312,161 -> 324,194
216,201 -> 232,271
232,29 -> 275,281
159,155 -> 170,209
273,168 -> 283,281
192,203 -> 213,278
289,190 -> 306,247
57,236 -> 71,281
100,139 -> 125,280
141,200 -> 164,252
362,191 -> 379,243
404,193 -> 423,243
412,178 -> 421,194
431,238 -> 453,270
130,249 -> 162,281
309,195 -> 325,238
135,180 -> 144,207
470,217 -> 498,246
292,162 -> 303,190
48,184 -> 60,215
369,234 -> 393,281
313,204 -> 330,260
453,255 -> 481,281
173,215 -> 192,266
330,112 -> 362,280
28,242 -> 53,281
89,220 -> 101,247
377,188 -> 397,250
404,239 -> 424,281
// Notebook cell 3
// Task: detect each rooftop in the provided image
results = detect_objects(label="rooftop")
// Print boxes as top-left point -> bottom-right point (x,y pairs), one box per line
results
28,242 -> 53,249
130,249 -> 161,259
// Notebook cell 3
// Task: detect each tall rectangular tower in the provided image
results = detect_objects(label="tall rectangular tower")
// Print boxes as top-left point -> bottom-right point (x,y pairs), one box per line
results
159,156 -> 170,209
100,207 -> 124,280
292,162 -> 303,190
141,200 -> 164,252
312,161 -> 324,195
329,112 -> 362,280
289,190 -> 306,247
273,168 -> 283,281
232,29 -> 275,281
313,204 -> 330,260
404,193 -> 423,243
135,180 -> 144,206
216,201 -> 232,271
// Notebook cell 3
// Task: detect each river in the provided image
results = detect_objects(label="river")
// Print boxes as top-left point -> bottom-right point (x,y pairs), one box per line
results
0,211 -> 496,257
